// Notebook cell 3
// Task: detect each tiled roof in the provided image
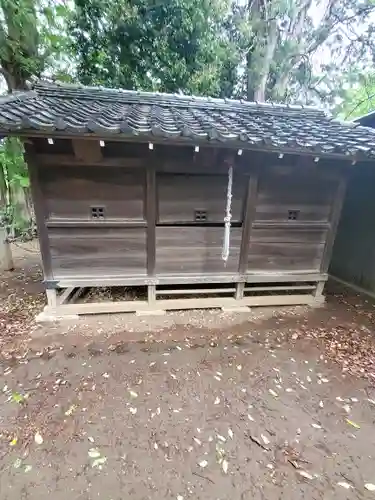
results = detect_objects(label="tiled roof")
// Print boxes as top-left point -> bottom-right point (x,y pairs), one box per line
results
1,82 -> 375,159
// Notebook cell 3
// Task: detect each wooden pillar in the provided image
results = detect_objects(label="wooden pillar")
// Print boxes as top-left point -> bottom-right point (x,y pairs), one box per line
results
148,284 -> 156,305
235,282 -> 245,300
0,226 -> 14,271
24,144 -> 53,281
146,164 -> 156,276
238,168 -> 259,274
321,175 -> 347,274
46,289 -> 57,308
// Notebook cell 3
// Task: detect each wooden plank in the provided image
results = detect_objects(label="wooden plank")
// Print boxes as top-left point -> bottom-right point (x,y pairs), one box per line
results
24,144 -> 53,280
239,170 -> 258,273
157,173 -> 245,223
247,242 -> 324,271
251,227 -> 328,244
72,139 -> 102,163
47,293 -> 317,316
155,226 -> 241,274
40,165 -> 145,221
245,285 -> 316,292
58,287 -> 75,305
48,227 -> 147,277
46,220 -> 147,228
36,154 -> 145,168
245,272 -> 328,283
321,175 -> 347,273
155,287 -> 236,295
146,166 -> 156,275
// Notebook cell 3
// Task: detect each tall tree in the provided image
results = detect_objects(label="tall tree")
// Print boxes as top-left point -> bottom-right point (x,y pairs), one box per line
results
71,0 -> 235,96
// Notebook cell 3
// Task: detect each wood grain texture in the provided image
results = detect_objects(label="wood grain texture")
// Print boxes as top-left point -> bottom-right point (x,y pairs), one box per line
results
157,174 -> 245,223
49,227 -> 147,278
255,170 -> 337,223
247,241 -> 324,271
156,226 -> 241,274
24,145 -> 53,279
40,165 -> 145,220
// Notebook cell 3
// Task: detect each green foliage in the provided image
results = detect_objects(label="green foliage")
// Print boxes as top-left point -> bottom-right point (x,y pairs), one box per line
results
70,0 -> 236,96
335,73 -> 375,119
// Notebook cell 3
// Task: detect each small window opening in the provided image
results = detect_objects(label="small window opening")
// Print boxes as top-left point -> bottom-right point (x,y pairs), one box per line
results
288,210 -> 300,221
195,210 -> 207,222
91,206 -> 105,220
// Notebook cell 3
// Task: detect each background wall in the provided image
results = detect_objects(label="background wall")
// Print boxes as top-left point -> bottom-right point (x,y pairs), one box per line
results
330,165 -> 375,291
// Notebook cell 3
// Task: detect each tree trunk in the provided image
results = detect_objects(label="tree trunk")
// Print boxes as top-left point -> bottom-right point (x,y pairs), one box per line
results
253,20 -> 278,102
0,162 -> 7,208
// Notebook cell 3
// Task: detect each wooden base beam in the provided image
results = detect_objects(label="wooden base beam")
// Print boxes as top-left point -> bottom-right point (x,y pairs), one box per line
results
40,293 -> 320,319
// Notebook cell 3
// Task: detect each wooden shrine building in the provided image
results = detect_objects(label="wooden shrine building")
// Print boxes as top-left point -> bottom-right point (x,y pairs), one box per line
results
1,82 -> 375,318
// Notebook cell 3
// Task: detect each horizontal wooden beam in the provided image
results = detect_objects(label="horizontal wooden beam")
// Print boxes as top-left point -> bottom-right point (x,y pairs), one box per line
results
46,219 -> 147,228
19,133 -> 363,163
43,293 -> 319,317
156,287 -> 236,295
48,272 -> 327,288
35,154 -> 145,168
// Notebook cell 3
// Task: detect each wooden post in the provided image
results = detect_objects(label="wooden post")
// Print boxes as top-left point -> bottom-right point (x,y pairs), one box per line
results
46,289 -> 57,309
0,226 -> 14,271
235,282 -> 245,300
148,284 -> 156,305
321,175 -> 347,274
238,169 -> 259,274
146,165 -> 156,276
24,144 -> 53,280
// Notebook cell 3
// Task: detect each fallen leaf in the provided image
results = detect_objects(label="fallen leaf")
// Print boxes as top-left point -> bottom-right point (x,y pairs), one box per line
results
365,483 -> 375,491
88,436 -> 95,443
297,470 -> 314,480
177,496 -> 184,500
102,372 -> 110,378
214,376 -> 221,381
319,401 -> 324,408
337,481 -> 353,489
214,396 -> 220,405
34,432 -> 43,445
193,437 -> 202,446
222,459 -> 229,474
311,423 -> 322,429
129,407 -> 137,415
261,434 -> 270,445
92,457 -> 107,469
88,448 -> 101,459
346,419 -> 360,429
13,458 -> 22,469
128,390 -> 138,399
269,389 -> 278,397
9,437 -> 18,446
228,428 -> 234,440
24,465 -> 32,473
248,414 -> 255,422
217,434 -> 226,443
198,460 -> 208,468
12,392 -> 25,404
65,404 -> 77,416
237,365 -> 242,371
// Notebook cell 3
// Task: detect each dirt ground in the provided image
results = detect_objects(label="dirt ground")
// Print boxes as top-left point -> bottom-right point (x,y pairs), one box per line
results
1,243 -> 375,499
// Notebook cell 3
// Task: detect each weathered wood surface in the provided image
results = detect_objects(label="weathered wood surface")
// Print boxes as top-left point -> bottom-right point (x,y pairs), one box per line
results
43,293 -> 318,317
49,227 -> 147,278
157,174 -> 245,223
40,165 -> 145,220
155,226 -> 241,274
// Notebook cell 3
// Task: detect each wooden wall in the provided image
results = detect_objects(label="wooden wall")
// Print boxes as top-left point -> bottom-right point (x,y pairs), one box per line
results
28,139 -> 345,285
331,165 -> 375,291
